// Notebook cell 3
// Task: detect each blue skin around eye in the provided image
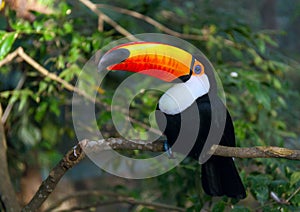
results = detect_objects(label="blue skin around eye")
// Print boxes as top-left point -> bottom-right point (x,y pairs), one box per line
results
194,65 -> 202,74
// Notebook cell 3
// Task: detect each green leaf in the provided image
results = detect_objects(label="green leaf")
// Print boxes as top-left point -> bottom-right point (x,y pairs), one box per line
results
43,31 -> 55,41
212,200 -> 225,212
18,123 -> 41,147
290,193 -> 300,206
33,21 -> 44,32
0,91 -> 11,98
255,89 -> 271,110
35,102 -> 48,122
248,175 -> 271,203
290,172 -> 300,186
49,100 -> 60,116
18,95 -> 28,111
59,64 -> 80,81
174,7 -> 185,17
41,122 -> 58,147
8,93 -> 19,105
229,47 -> 243,59
11,20 -> 32,32
0,32 -> 17,60
58,2 -> 72,16
257,39 -> 266,54
56,55 -> 65,69
63,22 -> 73,34
38,81 -> 48,94
231,206 -> 251,212
263,35 -> 278,47
68,47 -> 80,62
272,78 -> 282,90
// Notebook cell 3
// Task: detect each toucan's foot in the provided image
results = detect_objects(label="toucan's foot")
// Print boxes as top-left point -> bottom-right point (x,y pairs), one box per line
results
73,145 -> 78,157
164,141 -> 175,159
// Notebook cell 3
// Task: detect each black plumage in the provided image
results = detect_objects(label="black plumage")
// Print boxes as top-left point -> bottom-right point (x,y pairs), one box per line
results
156,94 -> 246,199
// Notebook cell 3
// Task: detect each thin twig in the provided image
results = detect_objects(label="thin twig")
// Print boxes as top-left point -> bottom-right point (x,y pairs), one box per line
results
44,190 -> 121,212
98,14 -> 104,32
0,47 -> 19,67
0,47 -> 93,101
0,47 -> 161,135
16,48 -> 93,101
57,200 -> 128,212
1,74 -> 26,124
61,198 -> 185,212
97,4 -> 204,41
286,185 -> 300,203
45,190 -> 185,212
95,1 -> 244,52
78,0 -> 138,41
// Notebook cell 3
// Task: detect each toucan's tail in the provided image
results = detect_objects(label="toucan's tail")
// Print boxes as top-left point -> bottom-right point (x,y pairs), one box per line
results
201,155 -> 246,199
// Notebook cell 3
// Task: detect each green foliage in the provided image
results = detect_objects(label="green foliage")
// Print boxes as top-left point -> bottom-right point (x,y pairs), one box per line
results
0,0 -> 299,211
0,1 -> 108,170
0,31 -> 17,59
248,174 -> 272,203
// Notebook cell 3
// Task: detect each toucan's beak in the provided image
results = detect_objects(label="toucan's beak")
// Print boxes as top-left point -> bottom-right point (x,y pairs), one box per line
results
98,42 -> 205,82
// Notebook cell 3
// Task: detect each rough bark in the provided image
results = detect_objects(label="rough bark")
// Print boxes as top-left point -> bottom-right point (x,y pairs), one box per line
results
23,138 -> 300,211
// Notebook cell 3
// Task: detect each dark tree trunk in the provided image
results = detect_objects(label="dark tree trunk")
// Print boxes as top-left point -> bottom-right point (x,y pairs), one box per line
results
0,105 -> 21,212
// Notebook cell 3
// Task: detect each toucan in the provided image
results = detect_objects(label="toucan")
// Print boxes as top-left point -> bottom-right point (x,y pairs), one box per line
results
98,41 -> 246,199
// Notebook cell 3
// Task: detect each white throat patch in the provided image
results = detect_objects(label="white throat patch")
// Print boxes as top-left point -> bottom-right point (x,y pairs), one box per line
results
158,74 -> 210,115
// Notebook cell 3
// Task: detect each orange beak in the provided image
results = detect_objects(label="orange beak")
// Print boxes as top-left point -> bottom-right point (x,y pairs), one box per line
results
98,42 -> 205,82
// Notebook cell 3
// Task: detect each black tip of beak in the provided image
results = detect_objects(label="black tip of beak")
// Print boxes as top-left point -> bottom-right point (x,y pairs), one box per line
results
98,48 -> 130,71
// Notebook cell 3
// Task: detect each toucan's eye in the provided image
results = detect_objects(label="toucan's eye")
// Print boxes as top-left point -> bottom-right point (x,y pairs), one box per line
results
194,65 -> 202,74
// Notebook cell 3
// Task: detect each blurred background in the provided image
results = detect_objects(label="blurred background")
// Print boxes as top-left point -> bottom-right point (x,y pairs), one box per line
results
0,0 -> 299,211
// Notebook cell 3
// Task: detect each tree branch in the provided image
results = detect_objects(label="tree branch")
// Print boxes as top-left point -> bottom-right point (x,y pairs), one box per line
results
22,144 -> 85,212
44,190 -> 122,212
78,0 -> 138,41
0,47 -> 162,136
81,138 -> 300,160
79,0 -> 244,50
58,198 -> 185,212
22,138 -> 300,211
0,104 -> 21,212
45,190 -> 185,212
96,3 -> 204,41
209,145 -> 300,160
0,47 -> 92,101
1,74 -> 26,124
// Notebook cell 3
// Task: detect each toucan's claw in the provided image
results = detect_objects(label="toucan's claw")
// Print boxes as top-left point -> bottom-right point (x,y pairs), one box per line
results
73,145 -> 78,157
164,141 -> 175,159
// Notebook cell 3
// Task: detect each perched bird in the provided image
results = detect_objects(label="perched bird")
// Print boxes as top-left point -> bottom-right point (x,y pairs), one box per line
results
98,41 -> 246,199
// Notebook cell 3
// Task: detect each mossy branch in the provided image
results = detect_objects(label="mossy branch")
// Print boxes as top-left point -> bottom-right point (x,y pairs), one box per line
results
22,138 -> 300,211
